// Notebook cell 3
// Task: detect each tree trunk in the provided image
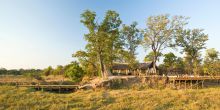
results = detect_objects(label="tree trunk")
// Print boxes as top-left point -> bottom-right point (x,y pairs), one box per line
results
98,53 -> 105,78
153,51 -> 157,74
98,55 -> 112,79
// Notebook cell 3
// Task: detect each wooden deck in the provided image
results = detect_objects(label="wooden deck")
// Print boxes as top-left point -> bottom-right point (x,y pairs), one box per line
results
141,75 -> 220,89
168,76 -> 220,80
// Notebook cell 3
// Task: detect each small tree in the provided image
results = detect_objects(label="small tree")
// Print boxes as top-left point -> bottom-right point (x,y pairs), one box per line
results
204,48 -> 219,62
203,48 -> 220,76
43,66 -> 53,76
163,52 -> 177,68
53,65 -> 64,75
64,62 -> 85,82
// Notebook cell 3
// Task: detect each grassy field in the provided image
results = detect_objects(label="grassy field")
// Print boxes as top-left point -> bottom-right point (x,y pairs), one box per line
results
0,86 -> 220,110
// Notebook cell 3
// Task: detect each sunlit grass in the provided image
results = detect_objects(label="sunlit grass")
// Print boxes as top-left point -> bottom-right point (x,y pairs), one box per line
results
0,86 -> 220,110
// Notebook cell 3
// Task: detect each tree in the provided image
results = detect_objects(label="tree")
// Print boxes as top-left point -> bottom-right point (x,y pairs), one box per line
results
53,65 -> 64,75
0,68 -> 7,75
75,10 -> 122,78
43,66 -> 53,76
163,52 -> 177,68
143,15 -> 187,73
176,29 -> 208,75
204,48 -> 219,62
120,22 -> 142,69
203,48 -> 220,76
64,62 -> 85,82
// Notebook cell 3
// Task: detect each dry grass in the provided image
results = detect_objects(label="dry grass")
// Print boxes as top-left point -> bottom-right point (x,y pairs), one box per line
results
0,86 -> 220,110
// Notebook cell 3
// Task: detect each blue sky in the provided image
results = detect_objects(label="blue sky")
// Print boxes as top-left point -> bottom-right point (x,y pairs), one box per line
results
0,0 -> 220,69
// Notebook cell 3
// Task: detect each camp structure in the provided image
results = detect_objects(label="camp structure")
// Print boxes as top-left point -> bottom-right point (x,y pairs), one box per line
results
112,62 -> 157,76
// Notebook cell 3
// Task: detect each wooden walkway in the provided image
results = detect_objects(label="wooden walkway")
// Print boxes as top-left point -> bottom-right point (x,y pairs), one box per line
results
1,75 -> 219,91
168,76 -> 220,80
17,84 -> 79,93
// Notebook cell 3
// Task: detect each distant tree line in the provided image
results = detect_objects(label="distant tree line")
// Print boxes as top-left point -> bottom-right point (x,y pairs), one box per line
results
0,68 -> 42,76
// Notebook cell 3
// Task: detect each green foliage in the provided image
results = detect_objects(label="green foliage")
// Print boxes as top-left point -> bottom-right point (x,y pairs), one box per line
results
144,51 -> 162,62
160,53 -> 185,74
23,72 -> 42,80
43,66 -> 53,76
203,48 -> 220,76
174,57 -> 185,69
204,48 -> 219,62
203,61 -> 220,76
163,52 -> 177,68
120,22 -> 142,69
176,29 -> 208,75
64,62 -> 85,82
53,65 -> 64,75
73,50 -> 98,77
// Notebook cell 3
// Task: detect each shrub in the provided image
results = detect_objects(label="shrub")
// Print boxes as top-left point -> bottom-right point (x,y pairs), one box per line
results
64,61 -> 85,83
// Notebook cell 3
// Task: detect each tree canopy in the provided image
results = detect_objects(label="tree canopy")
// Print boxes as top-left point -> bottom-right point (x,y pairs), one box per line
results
142,15 -> 187,73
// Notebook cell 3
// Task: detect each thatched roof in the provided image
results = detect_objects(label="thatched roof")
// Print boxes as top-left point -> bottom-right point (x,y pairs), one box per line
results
112,63 -> 130,70
112,62 -> 154,70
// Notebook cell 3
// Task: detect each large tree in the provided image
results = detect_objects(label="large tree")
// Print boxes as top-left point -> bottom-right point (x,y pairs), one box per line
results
176,29 -> 208,75
120,22 -> 142,69
74,10 -> 122,78
143,15 -> 187,73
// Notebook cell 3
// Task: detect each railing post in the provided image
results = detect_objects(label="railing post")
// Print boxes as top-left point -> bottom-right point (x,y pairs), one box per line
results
196,80 -> 198,90
190,80 -> 193,89
16,82 -> 18,89
202,80 -> 204,88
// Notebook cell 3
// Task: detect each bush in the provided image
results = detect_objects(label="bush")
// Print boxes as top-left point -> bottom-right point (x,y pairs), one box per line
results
24,72 -> 42,80
64,61 -> 85,83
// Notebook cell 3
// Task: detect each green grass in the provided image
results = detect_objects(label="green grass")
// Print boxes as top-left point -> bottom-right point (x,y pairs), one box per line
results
0,86 -> 220,110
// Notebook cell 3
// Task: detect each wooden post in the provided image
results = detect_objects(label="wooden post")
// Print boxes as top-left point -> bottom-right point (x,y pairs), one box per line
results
190,80 -> 193,89
59,86 -> 61,93
16,82 -> 18,89
185,80 -> 187,90
202,80 -> 204,88
178,80 -> 181,89
196,80 -> 198,90
38,83 -> 40,90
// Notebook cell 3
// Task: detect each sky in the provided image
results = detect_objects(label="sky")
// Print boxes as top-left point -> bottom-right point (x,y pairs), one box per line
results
0,0 -> 220,69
